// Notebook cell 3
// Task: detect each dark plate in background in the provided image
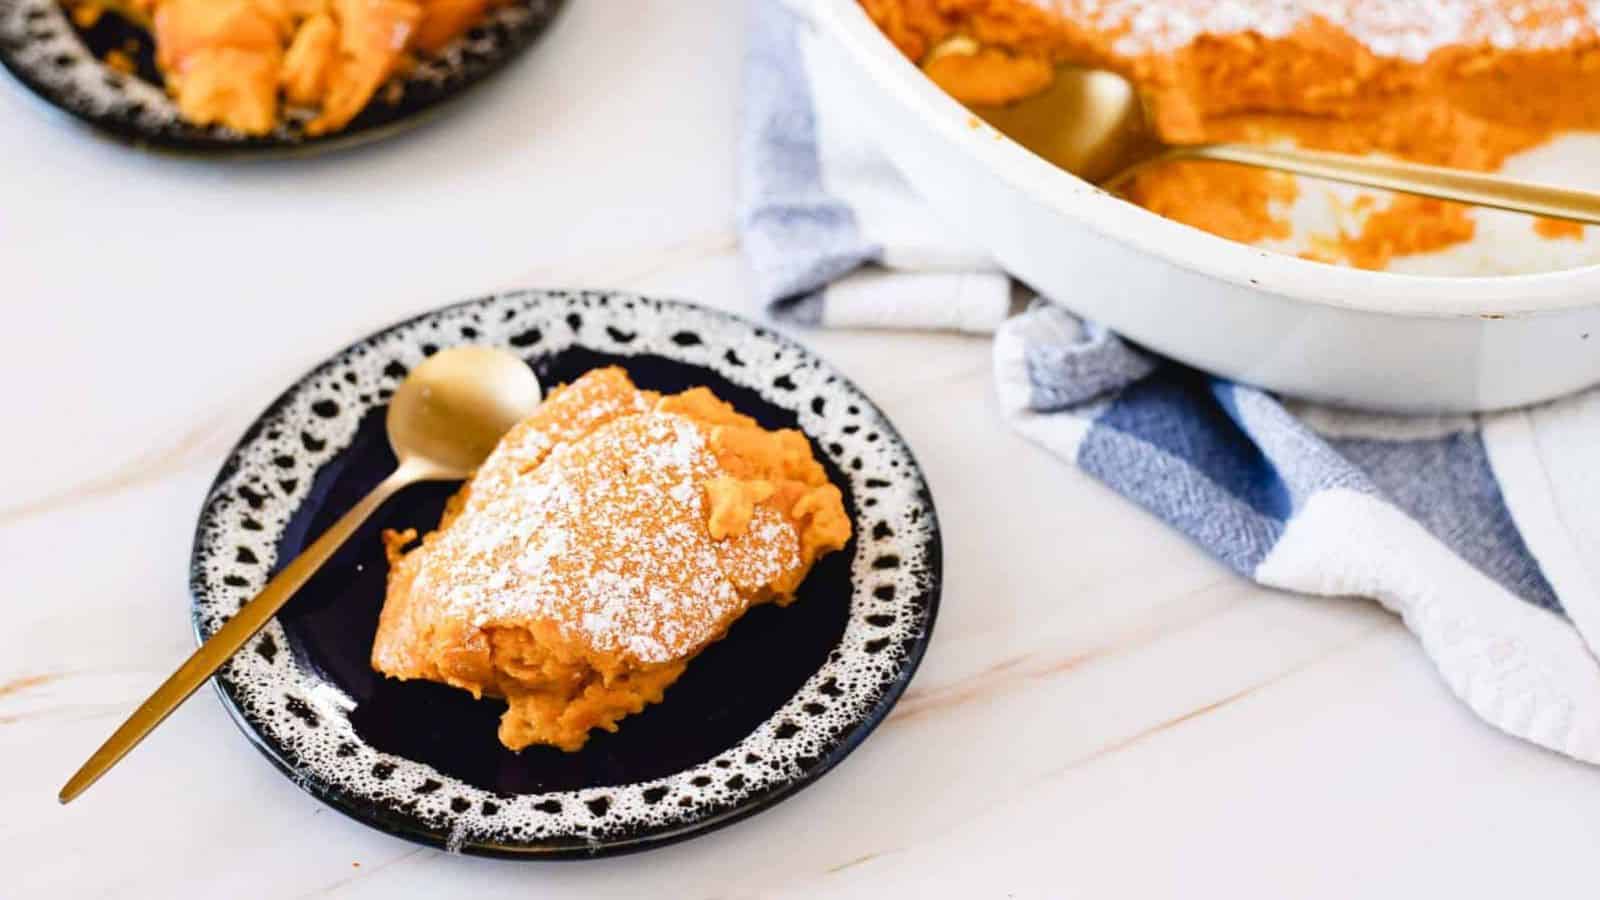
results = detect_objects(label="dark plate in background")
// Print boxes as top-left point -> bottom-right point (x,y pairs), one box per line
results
0,0 -> 563,155
189,291 -> 942,857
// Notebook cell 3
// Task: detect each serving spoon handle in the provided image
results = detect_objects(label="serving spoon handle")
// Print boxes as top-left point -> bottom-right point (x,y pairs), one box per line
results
1115,144 -> 1600,226
58,460 -> 435,805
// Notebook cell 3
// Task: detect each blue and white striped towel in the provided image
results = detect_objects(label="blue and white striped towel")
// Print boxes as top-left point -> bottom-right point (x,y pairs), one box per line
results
740,0 -> 1600,763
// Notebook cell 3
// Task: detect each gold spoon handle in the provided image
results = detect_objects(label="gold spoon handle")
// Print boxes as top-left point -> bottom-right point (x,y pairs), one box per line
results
1182,144 -> 1600,225
58,462 -> 428,804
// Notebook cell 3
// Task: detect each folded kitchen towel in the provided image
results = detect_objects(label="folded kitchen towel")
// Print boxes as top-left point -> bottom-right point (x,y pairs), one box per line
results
739,0 -> 1600,764
740,0 -> 1010,333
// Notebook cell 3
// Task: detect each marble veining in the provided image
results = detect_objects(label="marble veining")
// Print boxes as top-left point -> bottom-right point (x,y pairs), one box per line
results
6,0 -> 1600,895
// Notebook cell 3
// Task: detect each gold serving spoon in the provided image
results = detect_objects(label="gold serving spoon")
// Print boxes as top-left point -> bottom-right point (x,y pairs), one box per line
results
931,38 -> 1600,224
59,346 -> 543,804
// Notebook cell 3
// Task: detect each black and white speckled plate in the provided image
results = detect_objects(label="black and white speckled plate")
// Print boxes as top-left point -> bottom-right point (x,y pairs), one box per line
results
190,290 -> 942,857
0,0 -> 562,154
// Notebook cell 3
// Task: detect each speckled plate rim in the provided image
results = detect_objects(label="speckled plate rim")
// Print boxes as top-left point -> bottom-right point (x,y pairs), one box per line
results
187,290 -> 943,859
0,0 -> 565,158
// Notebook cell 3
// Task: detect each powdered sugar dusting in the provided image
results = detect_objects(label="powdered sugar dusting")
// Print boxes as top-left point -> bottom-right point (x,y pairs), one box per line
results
411,405 -> 763,664
721,505 -> 803,593
1043,0 -> 1600,61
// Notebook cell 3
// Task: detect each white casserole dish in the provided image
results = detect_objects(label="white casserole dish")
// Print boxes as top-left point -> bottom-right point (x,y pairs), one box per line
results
799,0 -> 1600,412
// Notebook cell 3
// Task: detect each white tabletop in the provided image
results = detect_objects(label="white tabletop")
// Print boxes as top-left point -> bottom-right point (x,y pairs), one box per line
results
5,1 -> 1599,896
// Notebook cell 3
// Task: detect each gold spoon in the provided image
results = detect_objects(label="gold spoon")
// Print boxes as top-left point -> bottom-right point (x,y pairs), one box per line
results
931,38 -> 1600,224
59,345 -> 543,804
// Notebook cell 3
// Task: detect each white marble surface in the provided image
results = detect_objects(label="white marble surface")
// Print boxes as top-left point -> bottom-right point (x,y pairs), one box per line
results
5,1 -> 1600,896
